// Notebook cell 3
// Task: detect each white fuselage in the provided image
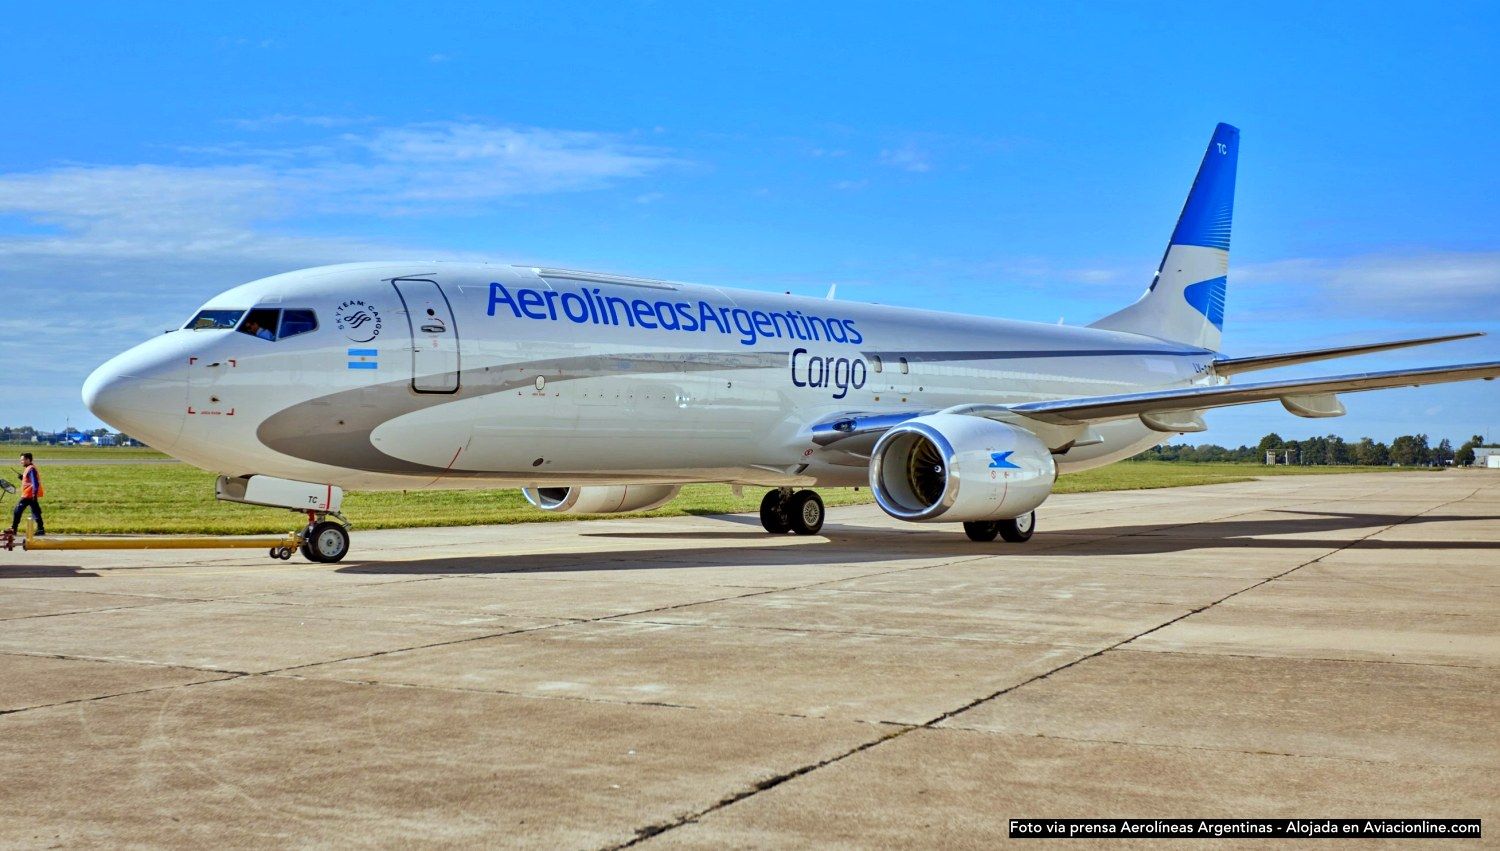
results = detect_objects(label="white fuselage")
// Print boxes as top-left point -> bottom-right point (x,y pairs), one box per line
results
84,262 -> 1219,491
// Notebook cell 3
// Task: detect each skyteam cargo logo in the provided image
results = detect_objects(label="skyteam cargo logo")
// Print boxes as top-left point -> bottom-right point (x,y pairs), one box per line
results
335,299 -> 383,343
487,282 -> 862,348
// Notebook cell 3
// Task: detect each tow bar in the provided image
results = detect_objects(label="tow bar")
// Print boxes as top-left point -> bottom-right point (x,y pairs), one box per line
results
2,522 -> 307,559
1,473 -> 351,563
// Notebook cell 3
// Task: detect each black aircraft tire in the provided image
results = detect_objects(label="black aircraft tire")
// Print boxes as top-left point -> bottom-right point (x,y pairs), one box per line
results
998,512 -> 1036,543
759,490 -> 791,534
964,521 -> 1000,542
788,490 -> 825,535
305,521 -> 351,563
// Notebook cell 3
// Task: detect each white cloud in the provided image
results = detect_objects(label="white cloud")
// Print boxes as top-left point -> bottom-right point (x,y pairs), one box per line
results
0,121 -> 677,264
964,256 -> 1142,295
0,121 -> 677,424
1071,268 -> 1125,285
224,114 -> 375,130
879,143 -> 931,173
344,123 -> 674,207
1236,252 -> 1500,320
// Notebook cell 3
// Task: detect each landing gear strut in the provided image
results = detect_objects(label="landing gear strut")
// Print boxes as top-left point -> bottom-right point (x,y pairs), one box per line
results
759,488 -> 825,535
964,511 -> 1036,543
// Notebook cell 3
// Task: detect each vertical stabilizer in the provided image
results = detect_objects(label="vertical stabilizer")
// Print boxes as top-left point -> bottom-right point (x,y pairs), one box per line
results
1090,123 -> 1238,351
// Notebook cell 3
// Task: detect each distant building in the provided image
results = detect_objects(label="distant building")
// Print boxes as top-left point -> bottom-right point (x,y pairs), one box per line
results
1476,446 -> 1500,468
31,429 -> 106,446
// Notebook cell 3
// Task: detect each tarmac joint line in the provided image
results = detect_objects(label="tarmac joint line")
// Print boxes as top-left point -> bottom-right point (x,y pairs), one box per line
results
602,481 -> 1483,849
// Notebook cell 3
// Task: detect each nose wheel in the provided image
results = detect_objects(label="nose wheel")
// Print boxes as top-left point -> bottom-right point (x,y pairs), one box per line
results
301,519 -> 352,563
759,488 -> 825,535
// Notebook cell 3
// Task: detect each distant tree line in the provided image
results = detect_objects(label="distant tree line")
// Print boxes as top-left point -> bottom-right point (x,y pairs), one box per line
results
1131,432 -> 1493,466
2,425 -> 133,444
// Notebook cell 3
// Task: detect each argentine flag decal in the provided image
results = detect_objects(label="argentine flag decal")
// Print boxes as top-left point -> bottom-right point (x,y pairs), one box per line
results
347,348 -> 379,370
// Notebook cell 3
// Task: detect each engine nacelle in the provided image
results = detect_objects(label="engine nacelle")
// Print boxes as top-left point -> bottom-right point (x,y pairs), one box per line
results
869,414 -> 1056,522
521,484 -> 681,515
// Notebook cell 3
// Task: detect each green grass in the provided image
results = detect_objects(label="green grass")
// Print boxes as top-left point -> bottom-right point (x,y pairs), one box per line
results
0,445 -> 169,460
1052,461 -> 1413,494
6,455 -> 1419,536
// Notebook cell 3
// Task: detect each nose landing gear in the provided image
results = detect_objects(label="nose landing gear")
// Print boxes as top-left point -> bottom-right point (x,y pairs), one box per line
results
215,476 -> 352,563
265,512 -> 352,562
298,512 -> 352,563
759,488 -> 825,535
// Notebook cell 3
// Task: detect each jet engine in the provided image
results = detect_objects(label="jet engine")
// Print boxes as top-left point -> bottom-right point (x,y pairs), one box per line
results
868,414 -> 1056,522
521,484 -> 681,515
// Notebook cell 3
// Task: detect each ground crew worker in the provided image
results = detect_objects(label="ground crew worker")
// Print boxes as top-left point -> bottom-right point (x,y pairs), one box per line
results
9,452 -> 44,536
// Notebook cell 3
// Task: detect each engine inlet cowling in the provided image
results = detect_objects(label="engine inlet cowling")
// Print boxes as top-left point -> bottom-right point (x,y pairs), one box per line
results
521,484 -> 681,515
869,414 -> 1056,523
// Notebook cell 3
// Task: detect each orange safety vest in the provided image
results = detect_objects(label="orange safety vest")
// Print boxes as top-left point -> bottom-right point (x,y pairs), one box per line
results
21,465 -> 42,499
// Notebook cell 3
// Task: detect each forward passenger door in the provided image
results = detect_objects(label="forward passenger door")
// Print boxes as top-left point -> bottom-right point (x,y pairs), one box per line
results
392,278 -> 460,393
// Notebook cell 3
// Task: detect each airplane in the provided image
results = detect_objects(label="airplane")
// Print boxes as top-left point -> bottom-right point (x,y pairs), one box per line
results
82,123 -> 1498,563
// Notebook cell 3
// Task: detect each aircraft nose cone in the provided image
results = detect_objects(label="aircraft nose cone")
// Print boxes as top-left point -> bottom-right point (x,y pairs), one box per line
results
80,360 -> 122,416
83,346 -> 188,449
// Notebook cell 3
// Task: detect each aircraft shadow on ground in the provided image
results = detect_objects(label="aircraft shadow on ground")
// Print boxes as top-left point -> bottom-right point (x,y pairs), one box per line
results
332,509 -> 1497,576
4,510 -> 1493,580
0,566 -> 102,578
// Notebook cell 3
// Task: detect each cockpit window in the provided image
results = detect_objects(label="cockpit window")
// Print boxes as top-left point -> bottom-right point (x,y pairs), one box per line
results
188,307 -> 316,340
185,309 -> 244,330
238,308 -> 281,341
278,309 -> 318,339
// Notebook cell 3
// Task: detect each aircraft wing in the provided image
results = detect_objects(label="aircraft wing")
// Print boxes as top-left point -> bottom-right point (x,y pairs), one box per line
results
810,360 -> 1500,452
1010,361 -> 1500,425
1212,332 -> 1484,376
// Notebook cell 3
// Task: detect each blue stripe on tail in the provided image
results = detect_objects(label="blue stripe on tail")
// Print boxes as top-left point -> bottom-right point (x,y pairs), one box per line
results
1169,123 -> 1238,251
1183,276 -> 1227,330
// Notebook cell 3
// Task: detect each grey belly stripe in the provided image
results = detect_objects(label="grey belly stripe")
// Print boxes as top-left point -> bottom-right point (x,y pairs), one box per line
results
256,351 -> 784,475
257,346 -> 1202,477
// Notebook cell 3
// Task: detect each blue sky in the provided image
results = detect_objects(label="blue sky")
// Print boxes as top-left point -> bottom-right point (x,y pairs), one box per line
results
3,2 -> 1497,447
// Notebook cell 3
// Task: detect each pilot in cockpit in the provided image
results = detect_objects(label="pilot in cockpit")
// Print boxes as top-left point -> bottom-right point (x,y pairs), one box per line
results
242,319 -> 274,341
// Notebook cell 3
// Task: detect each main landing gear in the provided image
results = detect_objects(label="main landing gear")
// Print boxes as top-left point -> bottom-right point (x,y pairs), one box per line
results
963,511 -> 1036,543
759,488 -> 825,535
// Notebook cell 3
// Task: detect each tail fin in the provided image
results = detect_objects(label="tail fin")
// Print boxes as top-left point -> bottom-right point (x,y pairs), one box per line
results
1091,122 -> 1239,351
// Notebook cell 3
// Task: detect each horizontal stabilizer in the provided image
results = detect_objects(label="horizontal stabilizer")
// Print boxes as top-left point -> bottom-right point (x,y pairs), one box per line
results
1010,361 -> 1500,425
1214,332 -> 1484,376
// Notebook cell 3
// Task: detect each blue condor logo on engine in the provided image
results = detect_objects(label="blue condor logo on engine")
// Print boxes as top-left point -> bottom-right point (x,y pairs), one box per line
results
486,282 -> 862,348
